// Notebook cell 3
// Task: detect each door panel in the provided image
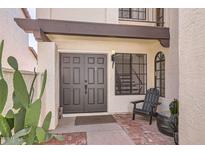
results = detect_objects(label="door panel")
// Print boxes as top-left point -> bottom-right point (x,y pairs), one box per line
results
60,53 -> 107,113
60,54 -> 85,113
84,54 -> 107,112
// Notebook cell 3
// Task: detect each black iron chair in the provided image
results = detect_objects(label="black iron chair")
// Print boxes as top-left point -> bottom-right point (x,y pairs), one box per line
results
131,88 -> 160,125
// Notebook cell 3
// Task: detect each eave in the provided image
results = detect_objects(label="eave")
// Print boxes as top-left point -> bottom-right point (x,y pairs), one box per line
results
14,18 -> 170,47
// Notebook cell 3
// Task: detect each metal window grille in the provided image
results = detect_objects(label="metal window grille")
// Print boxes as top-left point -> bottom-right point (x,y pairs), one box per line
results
155,52 -> 165,97
119,8 -> 146,20
115,53 -> 147,95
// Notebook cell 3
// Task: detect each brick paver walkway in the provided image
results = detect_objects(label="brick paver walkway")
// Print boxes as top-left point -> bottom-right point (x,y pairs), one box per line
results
113,114 -> 175,145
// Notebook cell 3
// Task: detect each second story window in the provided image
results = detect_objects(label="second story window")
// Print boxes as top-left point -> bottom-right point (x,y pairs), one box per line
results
119,8 -> 146,20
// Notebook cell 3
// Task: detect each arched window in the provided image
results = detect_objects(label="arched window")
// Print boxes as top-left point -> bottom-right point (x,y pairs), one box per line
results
155,52 -> 165,97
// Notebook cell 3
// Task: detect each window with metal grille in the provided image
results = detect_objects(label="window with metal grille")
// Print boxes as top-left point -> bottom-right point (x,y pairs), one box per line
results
119,8 -> 146,20
155,52 -> 165,97
115,53 -> 147,95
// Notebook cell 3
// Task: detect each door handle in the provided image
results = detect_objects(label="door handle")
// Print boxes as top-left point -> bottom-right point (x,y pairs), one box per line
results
85,84 -> 88,94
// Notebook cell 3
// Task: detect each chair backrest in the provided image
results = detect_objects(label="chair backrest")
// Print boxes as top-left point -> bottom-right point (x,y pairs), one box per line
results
142,88 -> 160,112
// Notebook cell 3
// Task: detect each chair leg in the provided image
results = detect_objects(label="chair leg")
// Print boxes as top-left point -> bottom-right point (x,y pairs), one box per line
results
132,113 -> 135,120
149,115 -> 153,125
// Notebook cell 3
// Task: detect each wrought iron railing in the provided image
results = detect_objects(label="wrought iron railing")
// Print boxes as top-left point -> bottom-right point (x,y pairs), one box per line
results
115,67 -> 144,94
119,8 -> 165,27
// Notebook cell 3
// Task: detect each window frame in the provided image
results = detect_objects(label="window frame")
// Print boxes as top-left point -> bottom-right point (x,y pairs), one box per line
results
154,52 -> 165,97
119,8 -> 147,21
115,53 -> 147,95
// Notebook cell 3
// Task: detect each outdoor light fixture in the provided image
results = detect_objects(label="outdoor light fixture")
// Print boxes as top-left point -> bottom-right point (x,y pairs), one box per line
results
111,50 -> 115,68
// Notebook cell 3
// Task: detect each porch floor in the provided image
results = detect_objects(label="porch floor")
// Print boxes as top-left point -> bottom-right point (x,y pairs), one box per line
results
53,113 -> 174,145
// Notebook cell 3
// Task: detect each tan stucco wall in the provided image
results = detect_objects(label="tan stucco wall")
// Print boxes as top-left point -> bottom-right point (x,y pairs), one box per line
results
46,35 -> 170,113
179,8 -> 205,144
38,37 -> 168,129
0,8 -> 37,71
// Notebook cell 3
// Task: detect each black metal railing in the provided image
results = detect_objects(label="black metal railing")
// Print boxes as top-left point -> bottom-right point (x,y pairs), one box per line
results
119,8 -> 164,27
115,67 -> 144,95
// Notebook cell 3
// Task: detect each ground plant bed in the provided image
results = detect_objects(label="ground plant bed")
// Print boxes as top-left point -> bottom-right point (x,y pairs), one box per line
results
45,132 -> 87,145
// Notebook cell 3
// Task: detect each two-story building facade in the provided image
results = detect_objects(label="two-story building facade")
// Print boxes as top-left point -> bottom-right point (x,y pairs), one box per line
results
15,8 -> 179,137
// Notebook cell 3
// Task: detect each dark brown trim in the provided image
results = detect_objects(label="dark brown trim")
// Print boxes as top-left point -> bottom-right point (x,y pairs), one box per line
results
14,18 -> 170,47
33,29 -> 51,42
21,8 -> 31,19
160,39 -> 169,48
29,47 -> 38,60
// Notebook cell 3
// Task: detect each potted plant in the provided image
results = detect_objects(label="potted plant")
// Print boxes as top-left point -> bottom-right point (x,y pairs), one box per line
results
169,99 -> 179,144
156,98 -> 179,145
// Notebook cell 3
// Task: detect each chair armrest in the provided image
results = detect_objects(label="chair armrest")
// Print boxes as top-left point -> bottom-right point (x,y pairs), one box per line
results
131,100 -> 144,104
150,102 -> 161,116
131,100 -> 144,109
150,102 -> 161,108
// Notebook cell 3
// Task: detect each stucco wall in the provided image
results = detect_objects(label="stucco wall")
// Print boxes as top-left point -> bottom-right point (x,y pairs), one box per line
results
37,37 -> 168,128
37,42 -> 59,129
48,35 -> 170,113
0,8 -> 37,71
2,69 -> 37,115
36,8 -> 159,26
154,8 -> 179,112
179,8 -> 205,144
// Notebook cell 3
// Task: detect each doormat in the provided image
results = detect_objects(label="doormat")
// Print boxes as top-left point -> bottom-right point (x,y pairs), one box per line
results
75,115 -> 116,125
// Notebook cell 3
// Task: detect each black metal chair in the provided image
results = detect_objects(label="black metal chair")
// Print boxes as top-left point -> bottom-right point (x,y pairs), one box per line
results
131,88 -> 160,125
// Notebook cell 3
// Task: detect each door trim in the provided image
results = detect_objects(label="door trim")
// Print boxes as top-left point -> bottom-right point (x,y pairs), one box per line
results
59,52 -> 108,113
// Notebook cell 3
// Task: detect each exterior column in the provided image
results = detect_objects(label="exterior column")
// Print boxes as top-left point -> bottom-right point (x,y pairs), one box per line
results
37,42 -> 59,129
179,9 -> 205,144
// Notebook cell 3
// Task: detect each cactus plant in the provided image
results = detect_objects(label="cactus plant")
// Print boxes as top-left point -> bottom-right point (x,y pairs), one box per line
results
0,40 -> 63,144
0,40 -> 8,114
3,128 -> 31,145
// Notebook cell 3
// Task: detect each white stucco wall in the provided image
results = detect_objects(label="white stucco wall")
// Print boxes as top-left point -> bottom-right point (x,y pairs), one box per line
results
36,8 -> 160,26
155,8 -> 179,112
2,69 -> 37,115
37,42 -> 59,129
0,8 -> 37,71
179,8 -> 205,144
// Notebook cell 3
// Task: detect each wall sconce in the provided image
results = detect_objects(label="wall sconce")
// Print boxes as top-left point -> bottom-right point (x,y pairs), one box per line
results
111,50 -> 115,68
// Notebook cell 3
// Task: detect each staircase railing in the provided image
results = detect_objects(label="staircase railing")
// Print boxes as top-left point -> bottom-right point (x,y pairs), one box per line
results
132,68 -> 143,85
115,67 -> 144,94
132,68 -> 143,93
115,69 -> 121,93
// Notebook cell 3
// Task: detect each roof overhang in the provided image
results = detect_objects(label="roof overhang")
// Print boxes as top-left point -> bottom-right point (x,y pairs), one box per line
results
14,18 -> 170,47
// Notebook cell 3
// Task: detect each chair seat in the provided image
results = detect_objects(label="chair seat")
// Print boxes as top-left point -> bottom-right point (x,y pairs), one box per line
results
132,88 -> 160,125
133,108 -> 151,116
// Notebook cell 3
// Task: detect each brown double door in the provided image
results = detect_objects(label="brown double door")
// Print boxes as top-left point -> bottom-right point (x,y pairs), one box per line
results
60,53 -> 107,113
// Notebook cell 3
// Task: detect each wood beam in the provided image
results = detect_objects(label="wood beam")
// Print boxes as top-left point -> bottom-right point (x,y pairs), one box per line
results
14,18 -> 170,47
33,29 -> 51,42
159,39 -> 170,48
